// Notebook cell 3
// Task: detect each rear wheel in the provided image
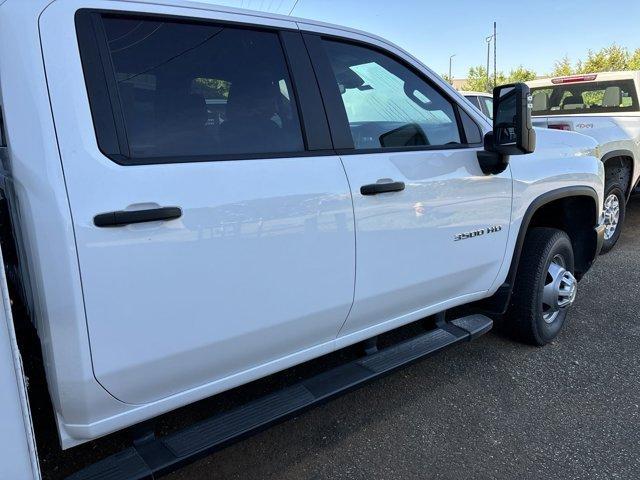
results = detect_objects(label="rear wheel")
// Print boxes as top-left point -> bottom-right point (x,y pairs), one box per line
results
507,228 -> 577,346
600,184 -> 625,254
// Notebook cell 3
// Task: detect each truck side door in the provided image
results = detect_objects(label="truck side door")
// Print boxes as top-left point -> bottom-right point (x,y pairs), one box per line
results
41,10 -> 356,405
304,34 -> 512,340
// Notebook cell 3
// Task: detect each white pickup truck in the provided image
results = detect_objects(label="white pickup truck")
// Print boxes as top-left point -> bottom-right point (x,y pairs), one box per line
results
0,1 -> 605,478
461,91 -> 494,119
528,72 -> 640,253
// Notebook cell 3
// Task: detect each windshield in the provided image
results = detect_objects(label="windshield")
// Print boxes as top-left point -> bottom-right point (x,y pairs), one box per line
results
530,79 -> 639,116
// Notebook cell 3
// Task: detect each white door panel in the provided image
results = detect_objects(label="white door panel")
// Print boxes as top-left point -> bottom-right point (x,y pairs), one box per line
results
68,156 -> 355,404
40,7 -> 356,405
338,149 -> 511,336
312,37 -> 511,337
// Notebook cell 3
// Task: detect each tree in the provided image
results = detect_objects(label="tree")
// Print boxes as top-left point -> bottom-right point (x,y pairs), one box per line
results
549,44 -> 640,76
462,66 -> 506,91
579,44 -> 630,73
441,73 -> 453,85
192,77 -> 229,99
462,65 -> 523,91
628,48 -> 640,70
462,65 -> 490,92
507,66 -> 537,83
551,56 -> 574,76
494,71 -> 508,87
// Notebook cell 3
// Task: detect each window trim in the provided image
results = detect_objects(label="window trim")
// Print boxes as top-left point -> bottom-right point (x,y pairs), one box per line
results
302,32 -> 484,154
0,105 -> 6,147
74,9 -> 332,166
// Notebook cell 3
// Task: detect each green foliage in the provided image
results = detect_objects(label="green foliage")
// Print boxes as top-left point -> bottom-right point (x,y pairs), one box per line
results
580,44 -> 630,73
441,73 -> 453,85
463,65 -> 534,91
192,77 -> 230,99
462,65 -> 491,92
507,66 -> 537,83
457,43 -> 640,93
549,45 -> 640,76
628,49 -> 640,70
551,56 -> 573,77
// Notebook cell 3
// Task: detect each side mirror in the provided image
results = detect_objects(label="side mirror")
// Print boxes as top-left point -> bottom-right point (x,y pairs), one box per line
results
477,83 -> 536,175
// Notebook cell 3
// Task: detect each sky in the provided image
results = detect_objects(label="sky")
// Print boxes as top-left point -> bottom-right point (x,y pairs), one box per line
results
201,0 -> 640,78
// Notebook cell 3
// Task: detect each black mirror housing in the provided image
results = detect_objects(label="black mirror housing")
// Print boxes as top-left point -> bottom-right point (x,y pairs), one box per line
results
477,82 -> 536,175
491,83 -> 536,154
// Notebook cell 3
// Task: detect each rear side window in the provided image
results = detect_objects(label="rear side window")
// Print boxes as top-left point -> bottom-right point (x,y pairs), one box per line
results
82,15 -> 304,162
321,40 -> 462,150
531,79 -> 639,116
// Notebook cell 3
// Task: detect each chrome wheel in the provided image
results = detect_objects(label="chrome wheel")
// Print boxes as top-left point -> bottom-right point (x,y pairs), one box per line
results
542,254 -> 577,324
603,193 -> 620,240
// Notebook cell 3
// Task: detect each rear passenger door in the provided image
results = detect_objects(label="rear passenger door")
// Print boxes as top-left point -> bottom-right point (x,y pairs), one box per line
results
304,34 -> 512,339
41,7 -> 355,405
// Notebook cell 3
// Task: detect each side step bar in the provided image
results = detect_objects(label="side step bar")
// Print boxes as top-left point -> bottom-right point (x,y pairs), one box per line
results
67,314 -> 492,480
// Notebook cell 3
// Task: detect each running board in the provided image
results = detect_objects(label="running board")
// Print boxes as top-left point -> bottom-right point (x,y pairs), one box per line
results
67,314 -> 492,480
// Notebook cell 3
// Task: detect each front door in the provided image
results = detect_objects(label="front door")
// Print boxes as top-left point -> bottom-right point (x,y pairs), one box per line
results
308,36 -> 512,338
42,10 -> 355,404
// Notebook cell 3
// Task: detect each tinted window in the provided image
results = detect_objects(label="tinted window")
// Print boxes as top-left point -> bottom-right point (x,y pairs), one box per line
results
530,79 -> 639,116
101,16 -> 304,160
480,96 -> 494,119
322,40 -> 461,150
459,108 -> 483,144
465,95 -> 480,108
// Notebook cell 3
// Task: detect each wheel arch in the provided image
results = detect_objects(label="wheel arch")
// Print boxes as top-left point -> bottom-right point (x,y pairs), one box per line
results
602,149 -> 635,199
477,186 -> 600,315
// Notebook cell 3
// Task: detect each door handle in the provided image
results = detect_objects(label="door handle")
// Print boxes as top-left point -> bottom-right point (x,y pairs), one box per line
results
94,207 -> 182,227
360,180 -> 405,196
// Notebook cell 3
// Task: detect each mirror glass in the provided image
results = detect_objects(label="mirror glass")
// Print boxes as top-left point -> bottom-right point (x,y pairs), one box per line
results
494,86 -> 517,146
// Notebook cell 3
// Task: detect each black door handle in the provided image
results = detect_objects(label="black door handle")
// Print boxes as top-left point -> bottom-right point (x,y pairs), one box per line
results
94,207 -> 182,227
360,181 -> 405,196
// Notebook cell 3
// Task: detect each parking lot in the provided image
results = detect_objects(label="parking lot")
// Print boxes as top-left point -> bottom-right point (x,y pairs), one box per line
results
35,199 -> 639,479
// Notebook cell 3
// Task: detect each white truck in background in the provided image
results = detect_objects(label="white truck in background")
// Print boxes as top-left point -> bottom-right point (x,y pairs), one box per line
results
528,72 -> 640,253
461,91 -> 494,119
0,1 -> 606,478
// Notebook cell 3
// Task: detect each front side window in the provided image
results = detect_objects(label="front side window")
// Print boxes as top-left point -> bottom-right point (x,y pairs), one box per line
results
100,16 -> 304,160
322,40 -> 462,150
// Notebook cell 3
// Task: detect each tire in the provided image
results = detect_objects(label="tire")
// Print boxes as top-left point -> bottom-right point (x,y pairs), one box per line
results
506,228 -> 576,346
600,184 -> 625,254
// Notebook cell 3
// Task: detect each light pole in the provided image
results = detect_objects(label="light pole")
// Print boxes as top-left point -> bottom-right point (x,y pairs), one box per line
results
493,22 -> 497,87
449,54 -> 456,85
484,22 -> 497,91
485,34 -> 493,91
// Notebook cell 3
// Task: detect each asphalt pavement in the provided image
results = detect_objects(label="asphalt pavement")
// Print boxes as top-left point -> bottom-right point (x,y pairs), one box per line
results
35,199 -> 640,479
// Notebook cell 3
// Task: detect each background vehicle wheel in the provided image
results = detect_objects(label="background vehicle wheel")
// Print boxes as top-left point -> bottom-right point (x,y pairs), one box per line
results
507,228 -> 576,346
600,184 -> 625,254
